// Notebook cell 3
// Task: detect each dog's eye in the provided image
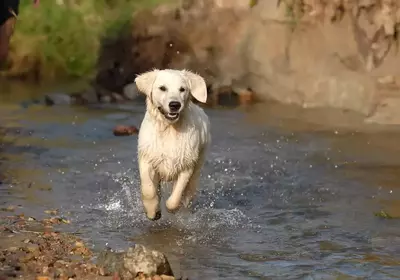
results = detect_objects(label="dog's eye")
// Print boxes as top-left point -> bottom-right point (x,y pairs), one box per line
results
179,87 -> 185,92
159,86 -> 167,91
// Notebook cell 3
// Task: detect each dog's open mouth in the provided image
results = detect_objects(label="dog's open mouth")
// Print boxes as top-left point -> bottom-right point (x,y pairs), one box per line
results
158,107 -> 180,121
166,112 -> 179,120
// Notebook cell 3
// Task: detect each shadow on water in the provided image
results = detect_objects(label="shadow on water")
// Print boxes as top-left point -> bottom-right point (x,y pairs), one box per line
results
0,81 -> 400,279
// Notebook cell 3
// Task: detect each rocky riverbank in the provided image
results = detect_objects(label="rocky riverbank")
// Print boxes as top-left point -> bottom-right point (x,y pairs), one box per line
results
0,212 -> 181,280
6,0 -> 400,127
89,0 -> 400,126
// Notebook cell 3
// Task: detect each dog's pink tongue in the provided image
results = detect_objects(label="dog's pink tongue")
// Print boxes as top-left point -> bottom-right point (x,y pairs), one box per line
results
34,0 -> 40,7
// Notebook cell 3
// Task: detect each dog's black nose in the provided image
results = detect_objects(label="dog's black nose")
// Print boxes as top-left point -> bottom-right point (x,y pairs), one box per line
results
168,101 -> 181,112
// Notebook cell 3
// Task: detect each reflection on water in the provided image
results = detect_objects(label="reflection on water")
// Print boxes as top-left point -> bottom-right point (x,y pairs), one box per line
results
0,82 -> 400,279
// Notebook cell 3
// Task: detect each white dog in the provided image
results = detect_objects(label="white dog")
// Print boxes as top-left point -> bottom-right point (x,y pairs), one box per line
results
135,69 -> 211,221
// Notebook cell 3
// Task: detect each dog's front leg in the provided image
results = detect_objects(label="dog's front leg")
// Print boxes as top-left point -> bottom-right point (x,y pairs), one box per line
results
139,160 -> 161,221
181,165 -> 202,209
182,154 -> 205,208
166,168 -> 194,212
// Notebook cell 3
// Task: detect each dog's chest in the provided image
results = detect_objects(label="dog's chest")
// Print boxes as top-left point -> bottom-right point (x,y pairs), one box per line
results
139,125 -> 200,180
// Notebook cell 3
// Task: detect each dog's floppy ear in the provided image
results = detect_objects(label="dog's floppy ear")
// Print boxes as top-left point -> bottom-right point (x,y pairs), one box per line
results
134,69 -> 159,96
182,70 -> 207,103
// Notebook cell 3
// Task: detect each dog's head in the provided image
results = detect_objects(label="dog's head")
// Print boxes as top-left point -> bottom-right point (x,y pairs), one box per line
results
134,69 -> 207,123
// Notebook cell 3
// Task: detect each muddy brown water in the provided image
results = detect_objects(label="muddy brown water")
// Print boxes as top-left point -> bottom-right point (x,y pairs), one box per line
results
0,81 -> 400,279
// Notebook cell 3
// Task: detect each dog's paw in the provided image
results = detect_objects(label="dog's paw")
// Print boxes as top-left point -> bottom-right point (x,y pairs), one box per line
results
147,210 -> 162,221
165,201 -> 179,214
166,199 -> 181,214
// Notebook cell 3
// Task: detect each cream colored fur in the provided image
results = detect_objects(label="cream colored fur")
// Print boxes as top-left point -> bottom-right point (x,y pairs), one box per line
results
135,69 -> 211,221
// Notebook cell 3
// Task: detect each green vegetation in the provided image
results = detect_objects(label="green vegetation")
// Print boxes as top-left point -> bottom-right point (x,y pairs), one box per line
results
8,0 -> 171,80
374,210 -> 396,219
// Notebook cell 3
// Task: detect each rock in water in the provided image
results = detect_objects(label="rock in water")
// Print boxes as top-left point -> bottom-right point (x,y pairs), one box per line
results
97,248 -> 124,276
123,83 -> 140,100
44,93 -> 73,106
113,125 -> 139,136
97,245 -> 174,279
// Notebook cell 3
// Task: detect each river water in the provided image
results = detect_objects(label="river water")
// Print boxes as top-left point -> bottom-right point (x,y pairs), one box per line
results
0,82 -> 399,279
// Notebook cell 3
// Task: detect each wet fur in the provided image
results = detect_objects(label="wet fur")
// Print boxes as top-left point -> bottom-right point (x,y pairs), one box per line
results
136,69 -> 211,220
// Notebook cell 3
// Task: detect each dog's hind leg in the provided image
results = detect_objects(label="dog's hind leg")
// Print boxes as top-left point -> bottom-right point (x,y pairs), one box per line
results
181,158 -> 204,209
139,160 -> 161,221
166,168 -> 194,213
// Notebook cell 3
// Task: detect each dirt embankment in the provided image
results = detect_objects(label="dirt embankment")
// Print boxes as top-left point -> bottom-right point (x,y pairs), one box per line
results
91,0 -> 400,126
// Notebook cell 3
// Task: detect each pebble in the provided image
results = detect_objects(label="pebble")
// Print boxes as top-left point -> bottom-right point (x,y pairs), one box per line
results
81,88 -> 99,104
98,266 -> 105,276
44,93 -> 72,106
75,241 -> 84,248
19,253 -> 35,263
7,246 -> 19,252
100,95 -> 112,103
54,260 -> 70,267
113,125 -> 139,136
44,209 -> 59,215
123,83 -> 140,100
36,277 -> 50,280
1,205 -> 16,212
25,244 -> 39,253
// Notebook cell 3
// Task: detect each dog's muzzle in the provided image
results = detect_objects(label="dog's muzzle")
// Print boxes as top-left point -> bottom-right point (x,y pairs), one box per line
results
158,106 -> 180,121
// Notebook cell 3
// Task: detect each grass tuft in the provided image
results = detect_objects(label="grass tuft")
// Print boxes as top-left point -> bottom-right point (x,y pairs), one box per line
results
7,0 -> 172,80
